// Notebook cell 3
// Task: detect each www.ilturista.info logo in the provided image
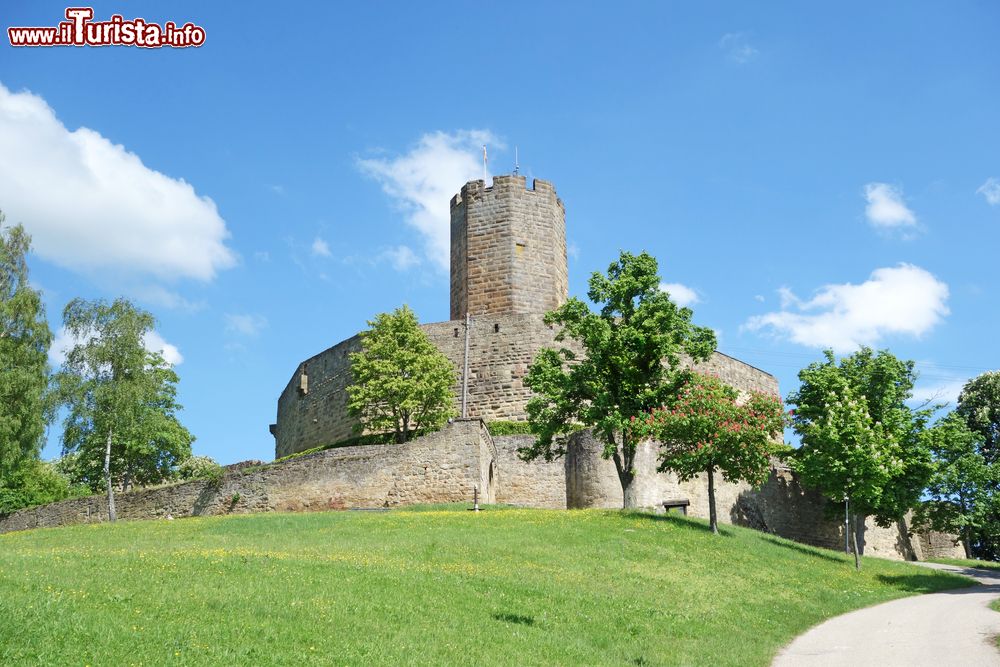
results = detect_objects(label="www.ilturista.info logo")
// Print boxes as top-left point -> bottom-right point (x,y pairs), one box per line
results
8,7 -> 206,48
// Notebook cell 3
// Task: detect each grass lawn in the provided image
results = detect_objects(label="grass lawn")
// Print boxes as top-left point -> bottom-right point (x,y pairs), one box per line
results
0,506 -> 974,666
929,556 -> 1000,572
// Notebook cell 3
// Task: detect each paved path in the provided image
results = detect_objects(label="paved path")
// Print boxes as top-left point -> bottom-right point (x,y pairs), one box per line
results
772,562 -> 1000,666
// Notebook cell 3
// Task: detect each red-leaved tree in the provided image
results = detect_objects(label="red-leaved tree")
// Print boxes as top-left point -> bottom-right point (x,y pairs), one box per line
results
629,372 -> 786,534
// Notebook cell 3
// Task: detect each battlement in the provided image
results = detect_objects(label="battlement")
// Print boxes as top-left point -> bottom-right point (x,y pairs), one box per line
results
449,175 -> 568,319
450,176 -> 563,208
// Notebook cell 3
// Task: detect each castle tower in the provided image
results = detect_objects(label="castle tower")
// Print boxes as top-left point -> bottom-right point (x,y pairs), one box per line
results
450,175 -> 568,319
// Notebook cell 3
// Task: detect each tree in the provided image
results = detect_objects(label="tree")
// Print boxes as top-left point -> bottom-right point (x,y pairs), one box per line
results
629,372 -> 785,533
56,298 -> 193,520
521,251 -> 716,508
957,371 -> 1000,463
0,458 -> 87,515
787,348 -> 932,569
347,305 -> 456,443
0,214 -> 53,481
918,411 -> 998,559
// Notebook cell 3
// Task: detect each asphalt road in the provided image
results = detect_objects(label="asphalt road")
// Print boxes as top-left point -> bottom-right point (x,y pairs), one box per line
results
772,562 -> 1000,666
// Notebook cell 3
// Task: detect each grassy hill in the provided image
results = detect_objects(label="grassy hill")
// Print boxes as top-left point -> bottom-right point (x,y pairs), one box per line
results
0,506 -> 973,666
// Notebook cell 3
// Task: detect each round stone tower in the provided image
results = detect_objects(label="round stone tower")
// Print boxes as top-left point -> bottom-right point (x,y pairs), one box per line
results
449,175 -> 568,320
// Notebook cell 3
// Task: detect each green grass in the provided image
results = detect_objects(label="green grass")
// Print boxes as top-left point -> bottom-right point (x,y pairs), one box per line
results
928,556 -> 1000,571
0,507 -> 974,666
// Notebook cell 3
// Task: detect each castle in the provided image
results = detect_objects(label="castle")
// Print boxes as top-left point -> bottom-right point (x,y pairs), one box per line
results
0,175 -> 963,561
270,175 -> 777,459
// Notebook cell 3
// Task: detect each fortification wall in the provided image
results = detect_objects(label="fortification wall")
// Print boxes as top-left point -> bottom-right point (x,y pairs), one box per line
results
450,176 -> 568,320
273,314 -> 565,457
0,420 -> 496,534
493,435 -> 566,509
563,429 -> 965,561
274,312 -> 778,458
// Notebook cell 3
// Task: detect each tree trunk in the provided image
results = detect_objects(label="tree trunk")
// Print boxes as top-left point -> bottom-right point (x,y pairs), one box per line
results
394,412 -> 403,444
850,513 -> 861,571
707,465 -> 718,534
402,413 -> 410,443
611,442 -> 638,509
104,427 -> 116,523
959,493 -> 973,560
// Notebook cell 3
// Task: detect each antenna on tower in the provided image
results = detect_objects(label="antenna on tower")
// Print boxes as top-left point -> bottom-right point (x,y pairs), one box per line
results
513,146 -> 520,176
482,144 -> 488,181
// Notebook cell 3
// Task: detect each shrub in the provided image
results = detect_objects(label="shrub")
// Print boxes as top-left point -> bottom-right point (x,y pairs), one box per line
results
487,420 -> 535,436
0,460 -> 88,514
177,455 -> 223,482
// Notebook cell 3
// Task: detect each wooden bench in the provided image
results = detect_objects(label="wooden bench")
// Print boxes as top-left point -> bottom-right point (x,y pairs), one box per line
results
662,499 -> 690,516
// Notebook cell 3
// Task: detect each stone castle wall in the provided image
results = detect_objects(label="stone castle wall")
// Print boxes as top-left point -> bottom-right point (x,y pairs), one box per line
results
493,435 -> 567,509
273,312 -> 779,459
0,420 -> 496,534
450,176 -> 568,320
564,429 -> 964,561
0,420 -> 962,562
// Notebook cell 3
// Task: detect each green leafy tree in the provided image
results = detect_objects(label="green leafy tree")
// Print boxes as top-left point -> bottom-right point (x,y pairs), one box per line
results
629,372 -> 785,533
0,459 -> 87,515
788,348 -> 933,569
56,298 -> 194,520
918,411 -> 998,559
521,251 -> 716,508
957,371 -> 1000,463
347,305 -> 456,443
0,214 -> 53,481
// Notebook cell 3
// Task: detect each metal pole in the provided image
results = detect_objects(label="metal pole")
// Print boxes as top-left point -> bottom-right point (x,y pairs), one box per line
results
461,313 -> 471,418
845,497 -> 850,554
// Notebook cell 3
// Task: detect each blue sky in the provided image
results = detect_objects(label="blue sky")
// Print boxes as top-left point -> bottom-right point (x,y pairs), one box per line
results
2,2 -> 999,464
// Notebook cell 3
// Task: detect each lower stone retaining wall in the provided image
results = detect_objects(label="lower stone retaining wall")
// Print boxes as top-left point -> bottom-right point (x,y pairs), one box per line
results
0,423 -> 965,562
493,435 -> 566,509
564,429 -> 965,561
0,419 -> 495,533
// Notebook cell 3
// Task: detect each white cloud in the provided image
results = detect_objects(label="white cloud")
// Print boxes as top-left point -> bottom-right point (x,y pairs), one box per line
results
977,177 -> 1000,206
224,313 -> 268,337
743,264 -> 949,353
311,237 -> 332,257
128,284 -> 206,313
659,282 -> 700,307
567,242 -> 580,260
253,250 -> 271,262
0,82 -> 236,281
358,129 -> 503,271
719,33 -> 759,64
863,182 -> 917,229
50,327 -> 183,366
379,245 -> 420,271
144,331 -> 184,365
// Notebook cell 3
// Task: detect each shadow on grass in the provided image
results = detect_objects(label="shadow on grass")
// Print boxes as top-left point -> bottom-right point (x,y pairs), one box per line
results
876,573 -> 980,594
492,612 -> 535,626
624,511 -> 739,537
755,534 -> 848,564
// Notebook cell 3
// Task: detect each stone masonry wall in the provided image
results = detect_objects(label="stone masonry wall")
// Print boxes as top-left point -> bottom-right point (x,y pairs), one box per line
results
274,312 -> 779,459
493,435 -> 566,509
564,429 -> 965,561
450,176 -> 568,320
0,420 -> 496,534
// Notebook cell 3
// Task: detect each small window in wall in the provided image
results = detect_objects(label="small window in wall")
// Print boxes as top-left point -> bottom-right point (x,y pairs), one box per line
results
515,242 -> 526,256
298,371 -> 308,396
